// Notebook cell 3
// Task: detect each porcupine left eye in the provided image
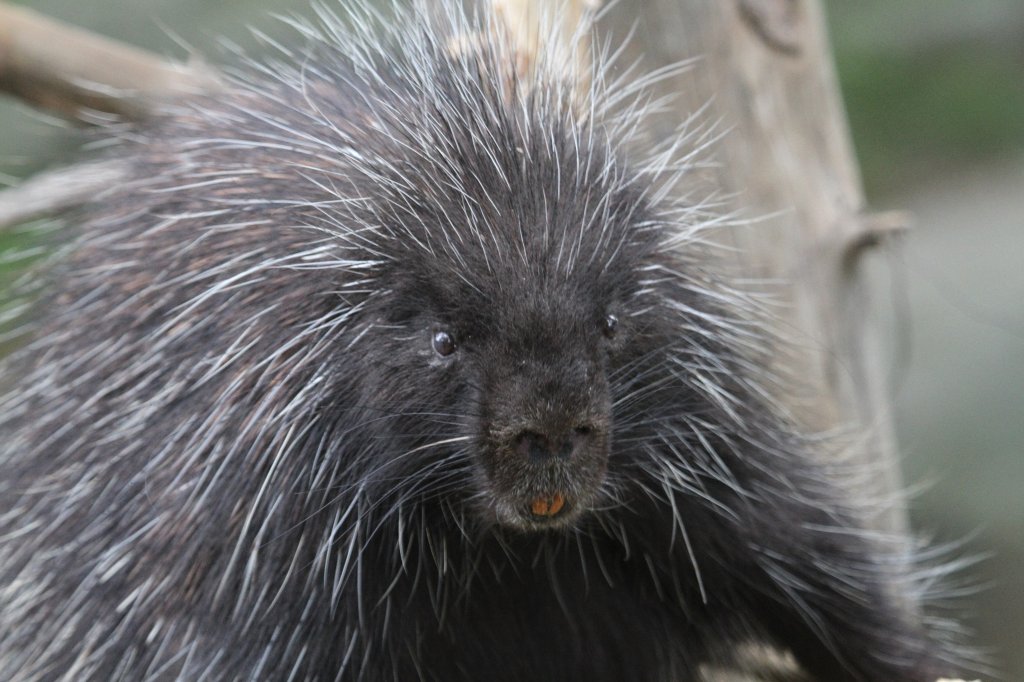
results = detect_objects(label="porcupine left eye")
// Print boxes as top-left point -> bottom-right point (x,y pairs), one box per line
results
432,330 -> 457,357
602,314 -> 619,339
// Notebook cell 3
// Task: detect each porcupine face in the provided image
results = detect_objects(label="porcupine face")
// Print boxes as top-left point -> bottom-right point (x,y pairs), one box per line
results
367,186 -> 655,532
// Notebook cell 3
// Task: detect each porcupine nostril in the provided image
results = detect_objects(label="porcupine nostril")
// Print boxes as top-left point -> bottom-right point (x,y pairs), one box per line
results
514,426 -> 595,462
514,431 -> 551,462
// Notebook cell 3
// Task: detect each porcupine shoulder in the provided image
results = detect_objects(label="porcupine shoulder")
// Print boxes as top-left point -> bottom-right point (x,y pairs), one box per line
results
0,2 -> 973,680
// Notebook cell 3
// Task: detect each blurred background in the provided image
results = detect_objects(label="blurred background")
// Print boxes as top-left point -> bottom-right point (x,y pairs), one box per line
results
1,0 -> 1021,677
827,4 -> 1024,677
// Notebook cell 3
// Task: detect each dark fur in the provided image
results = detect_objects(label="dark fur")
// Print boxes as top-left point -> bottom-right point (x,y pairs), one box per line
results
0,3 -> 968,680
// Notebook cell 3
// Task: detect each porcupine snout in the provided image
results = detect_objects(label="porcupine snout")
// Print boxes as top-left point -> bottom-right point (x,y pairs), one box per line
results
512,426 -> 594,463
504,357 -> 605,460
480,342 -> 612,529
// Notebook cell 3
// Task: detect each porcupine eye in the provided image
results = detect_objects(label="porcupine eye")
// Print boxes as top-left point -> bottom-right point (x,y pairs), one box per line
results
602,314 -> 619,339
432,330 -> 457,357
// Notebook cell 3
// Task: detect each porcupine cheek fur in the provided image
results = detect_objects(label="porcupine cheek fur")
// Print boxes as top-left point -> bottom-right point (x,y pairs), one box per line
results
471,298 -> 614,531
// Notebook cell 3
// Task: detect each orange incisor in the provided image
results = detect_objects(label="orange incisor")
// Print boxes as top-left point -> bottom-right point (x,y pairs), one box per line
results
530,493 -> 565,517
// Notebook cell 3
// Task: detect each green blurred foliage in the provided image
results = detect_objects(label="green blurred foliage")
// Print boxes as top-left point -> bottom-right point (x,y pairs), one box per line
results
826,1 -> 1024,197
840,46 -> 1024,196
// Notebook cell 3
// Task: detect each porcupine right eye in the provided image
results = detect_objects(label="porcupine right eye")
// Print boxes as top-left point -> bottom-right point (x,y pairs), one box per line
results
432,330 -> 457,357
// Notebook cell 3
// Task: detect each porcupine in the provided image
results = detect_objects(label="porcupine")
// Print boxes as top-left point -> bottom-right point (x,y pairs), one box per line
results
0,1 -> 972,680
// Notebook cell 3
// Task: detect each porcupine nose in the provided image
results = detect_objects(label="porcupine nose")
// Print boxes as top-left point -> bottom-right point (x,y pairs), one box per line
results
514,426 -> 594,463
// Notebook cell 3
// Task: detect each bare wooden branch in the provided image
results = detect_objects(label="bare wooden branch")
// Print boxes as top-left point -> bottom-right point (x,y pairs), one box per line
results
843,209 -> 913,264
489,0 -> 598,89
0,162 -> 127,230
0,2 -> 220,121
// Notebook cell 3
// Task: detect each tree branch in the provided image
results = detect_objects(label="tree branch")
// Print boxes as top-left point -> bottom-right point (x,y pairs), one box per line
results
0,2 -> 220,121
0,161 -> 127,230
489,0 -> 598,90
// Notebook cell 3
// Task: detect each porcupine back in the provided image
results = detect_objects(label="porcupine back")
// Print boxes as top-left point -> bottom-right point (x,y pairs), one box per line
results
0,2 -> 975,681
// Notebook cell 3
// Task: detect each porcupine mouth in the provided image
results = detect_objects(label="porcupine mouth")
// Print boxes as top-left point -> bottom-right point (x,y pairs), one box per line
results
493,492 -> 577,530
489,465 -> 606,531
